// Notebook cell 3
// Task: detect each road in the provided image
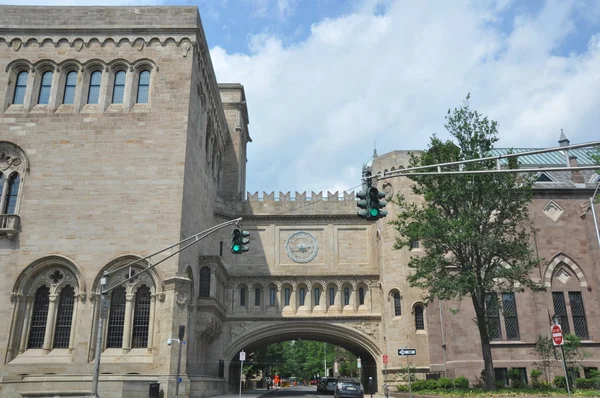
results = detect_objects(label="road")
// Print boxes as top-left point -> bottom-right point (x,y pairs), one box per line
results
266,385 -> 330,397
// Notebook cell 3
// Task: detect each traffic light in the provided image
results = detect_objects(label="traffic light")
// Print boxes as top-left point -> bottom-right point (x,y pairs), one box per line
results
231,228 -> 250,254
356,190 -> 369,219
367,187 -> 388,220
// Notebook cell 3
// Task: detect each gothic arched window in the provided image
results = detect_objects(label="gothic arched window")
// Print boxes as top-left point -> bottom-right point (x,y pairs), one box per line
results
199,267 -> 211,298
13,71 -> 28,104
329,288 -> 335,306
314,287 -> 321,306
38,71 -> 53,104
87,71 -> 102,104
136,70 -> 150,103
106,287 -> 126,348
132,286 -> 151,348
53,286 -> 75,348
359,287 -> 365,306
240,287 -> 246,306
284,288 -> 291,306
415,305 -> 425,330
393,293 -> 401,316
2,173 -> 20,215
344,287 -> 350,306
28,286 -> 50,349
112,70 -> 126,103
299,288 -> 306,306
63,71 -> 77,104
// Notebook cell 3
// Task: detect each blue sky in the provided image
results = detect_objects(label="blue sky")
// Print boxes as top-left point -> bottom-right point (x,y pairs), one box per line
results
3,0 -> 600,195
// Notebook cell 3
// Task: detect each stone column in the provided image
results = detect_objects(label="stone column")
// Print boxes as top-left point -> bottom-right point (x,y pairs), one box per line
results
350,287 -> 357,312
122,293 -> 134,353
210,268 -> 217,298
43,293 -> 58,353
336,285 -> 343,312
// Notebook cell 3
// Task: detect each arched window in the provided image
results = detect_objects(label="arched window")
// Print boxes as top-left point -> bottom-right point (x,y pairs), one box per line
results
63,71 -> 77,104
199,267 -> 210,298
112,70 -> 126,103
344,287 -> 350,306
269,287 -> 276,306
53,286 -> 74,348
284,288 -> 291,306
299,288 -> 306,306
27,286 -> 50,349
415,305 -> 424,330
38,71 -> 53,104
87,71 -> 102,104
314,287 -> 321,306
329,288 -> 335,306
240,287 -> 246,306
106,287 -> 126,348
393,293 -> 401,316
255,288 -> 261,306
2,173 -> 20,215
132,286 -> 151,348
359,287 -> 365,306
136,70 -> 150,103
13,71 -> 28,105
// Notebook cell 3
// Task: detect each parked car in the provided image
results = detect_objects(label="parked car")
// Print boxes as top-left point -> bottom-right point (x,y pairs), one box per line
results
334,377 -> 364,398
318,377 -> 338,394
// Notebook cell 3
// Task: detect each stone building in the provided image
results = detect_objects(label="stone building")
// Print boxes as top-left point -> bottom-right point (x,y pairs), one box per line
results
0,5 -> 599,398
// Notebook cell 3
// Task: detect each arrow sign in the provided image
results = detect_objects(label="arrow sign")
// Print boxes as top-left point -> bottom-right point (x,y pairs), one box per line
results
398,348 -> 416,356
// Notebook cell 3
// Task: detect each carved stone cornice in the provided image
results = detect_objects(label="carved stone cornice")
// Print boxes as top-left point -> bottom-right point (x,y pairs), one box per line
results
226,314 -> 381,322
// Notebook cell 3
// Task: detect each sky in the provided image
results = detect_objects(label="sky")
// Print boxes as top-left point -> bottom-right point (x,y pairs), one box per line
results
3,0 -> 600,195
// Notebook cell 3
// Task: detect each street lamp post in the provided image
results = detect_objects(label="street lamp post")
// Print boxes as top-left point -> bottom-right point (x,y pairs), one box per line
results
89,274 -> 108,398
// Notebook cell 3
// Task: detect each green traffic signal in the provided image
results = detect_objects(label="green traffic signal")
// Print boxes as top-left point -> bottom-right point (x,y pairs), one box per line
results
231,228 -> 250,254
369,208 -> 379,217
367,187 -> 388,220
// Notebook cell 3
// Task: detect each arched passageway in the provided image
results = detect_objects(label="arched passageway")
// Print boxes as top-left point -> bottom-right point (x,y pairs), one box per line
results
225,321 -> 381,392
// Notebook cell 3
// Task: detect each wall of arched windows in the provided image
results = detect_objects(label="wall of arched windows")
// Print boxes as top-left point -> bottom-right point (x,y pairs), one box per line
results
2,58 -> 157,113
228,278 -> 377,316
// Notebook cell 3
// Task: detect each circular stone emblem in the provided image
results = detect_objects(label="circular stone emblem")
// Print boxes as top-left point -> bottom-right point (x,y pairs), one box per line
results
285,231 -> 318,263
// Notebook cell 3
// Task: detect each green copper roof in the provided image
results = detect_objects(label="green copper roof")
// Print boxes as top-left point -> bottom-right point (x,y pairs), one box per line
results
490,148 -> 597,166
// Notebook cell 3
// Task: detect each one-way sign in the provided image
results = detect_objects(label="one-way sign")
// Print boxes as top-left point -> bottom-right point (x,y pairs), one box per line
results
398,348 -> 416,356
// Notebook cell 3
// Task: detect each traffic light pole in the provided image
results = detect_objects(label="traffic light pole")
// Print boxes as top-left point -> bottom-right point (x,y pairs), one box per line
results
88,217 -> 243,398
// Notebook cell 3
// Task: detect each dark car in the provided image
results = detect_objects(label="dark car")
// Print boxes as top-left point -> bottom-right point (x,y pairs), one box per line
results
334,377 -> 364,398
318,377 -> 338,394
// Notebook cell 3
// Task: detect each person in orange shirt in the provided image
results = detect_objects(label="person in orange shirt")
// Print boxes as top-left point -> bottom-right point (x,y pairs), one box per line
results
273,375 -> 280,387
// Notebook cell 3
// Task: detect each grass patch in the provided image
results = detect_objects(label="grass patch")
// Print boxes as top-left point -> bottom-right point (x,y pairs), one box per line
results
396,388 -> 600,396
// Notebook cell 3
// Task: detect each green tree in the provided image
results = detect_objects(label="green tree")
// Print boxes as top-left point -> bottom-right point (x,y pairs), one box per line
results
562,333 -> 591,383
391,96 -> 542,390
532,335 -> 556,383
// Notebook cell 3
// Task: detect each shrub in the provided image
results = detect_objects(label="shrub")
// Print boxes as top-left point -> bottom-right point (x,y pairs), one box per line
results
437,377 -> 453,389
554,375 -> 566,389
396,384 -> 409,392
508,368 -> 525,388
589,369 -> 600,379
425,379 -> 439,390
576,378 -> 594,389
410,380 -> 428,391
530,369 -> 543,388
453,376 -> 469,389
538,381 -> 553,390
495,379 -> 506,389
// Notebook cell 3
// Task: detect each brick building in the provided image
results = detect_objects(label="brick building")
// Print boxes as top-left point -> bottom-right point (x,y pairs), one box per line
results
0,5 -> 599,398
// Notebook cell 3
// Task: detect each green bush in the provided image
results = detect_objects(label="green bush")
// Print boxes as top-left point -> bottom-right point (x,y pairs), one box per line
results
589,369 -> 600,379
424,379 -> 439,390
396,384 -> 408,392
495,380 -> 506,389
576,378 -> 595,389
437,377 -> 453,389
538,381 -> 553,390
410,380 -> 428,391
554,375 -> 566,389
508,368 -> 525,388
530,369 -> 543,388
453,376 -> 469,389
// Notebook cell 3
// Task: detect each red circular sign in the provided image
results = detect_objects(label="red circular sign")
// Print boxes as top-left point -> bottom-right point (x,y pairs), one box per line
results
552,324 -> 563,345
383,355 -> 388,364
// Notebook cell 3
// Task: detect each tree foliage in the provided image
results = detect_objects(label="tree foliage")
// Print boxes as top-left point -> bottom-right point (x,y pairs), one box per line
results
532,335 -> 556,383
391,96 -> 542,390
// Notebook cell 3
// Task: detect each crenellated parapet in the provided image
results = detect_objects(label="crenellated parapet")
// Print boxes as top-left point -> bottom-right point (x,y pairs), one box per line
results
244,191 -> 358,216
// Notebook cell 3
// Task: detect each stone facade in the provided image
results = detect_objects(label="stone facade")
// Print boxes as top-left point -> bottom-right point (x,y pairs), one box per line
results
1,5 -> 600,398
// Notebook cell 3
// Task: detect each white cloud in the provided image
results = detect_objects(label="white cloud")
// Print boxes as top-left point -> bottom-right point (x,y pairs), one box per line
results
210,0 -> 600,194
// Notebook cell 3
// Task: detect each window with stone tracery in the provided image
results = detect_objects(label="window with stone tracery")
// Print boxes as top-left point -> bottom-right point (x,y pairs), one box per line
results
99,260 -> 158,351
9,262 -> 80,358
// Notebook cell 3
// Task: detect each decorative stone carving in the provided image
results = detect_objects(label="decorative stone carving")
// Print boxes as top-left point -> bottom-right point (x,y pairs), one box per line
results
176,292 -> 187,306
182,41 -> 191,57
156,292 -> 166,302
0,152 -> 21,172
355,322 -> 379,342
230,322 -> 247,340
11,38 -> 21,51
542,200 -> 564,222
73,39 -> 84,52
